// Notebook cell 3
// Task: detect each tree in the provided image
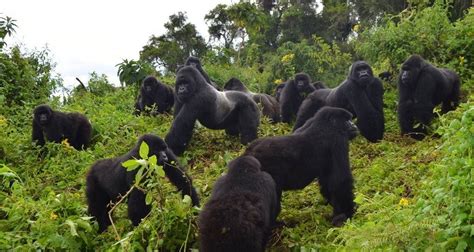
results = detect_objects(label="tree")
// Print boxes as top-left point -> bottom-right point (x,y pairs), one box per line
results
139,12 -> 208,73
116,59 -> 157,87
205,4 -> 241,49
0,15 -> 17,49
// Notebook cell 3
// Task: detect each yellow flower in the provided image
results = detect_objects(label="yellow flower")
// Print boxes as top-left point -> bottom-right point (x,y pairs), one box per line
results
61,138 -> 72,149
274,79 -> 284,84
399,197 -> 409,206
0,116 -> 7,127
281,53 -> 294,63
459,56 -> 465,65
353,24 -> 361,32
50,212 -> 58,220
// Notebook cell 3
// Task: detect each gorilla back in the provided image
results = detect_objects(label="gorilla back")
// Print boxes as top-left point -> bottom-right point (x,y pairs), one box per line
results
199,156 -> 279,252
166,66 -> 260,155
245,107 -> 358,226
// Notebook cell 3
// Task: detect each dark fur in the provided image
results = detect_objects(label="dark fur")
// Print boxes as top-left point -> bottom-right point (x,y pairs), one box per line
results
245,107 -> 358,226
199,156 -> 279,252
32,104 -> 92,150
279,73 -> 316,123
134,76 -> 174,115
185,56 -> 220,90
86,134 -> 199,233
398,55 -> 460,140
166,66 -> 260,155
274,83 -> 286,102
224,77 -> 280,123
293,61 -> 384,143
378,71 -> 392,81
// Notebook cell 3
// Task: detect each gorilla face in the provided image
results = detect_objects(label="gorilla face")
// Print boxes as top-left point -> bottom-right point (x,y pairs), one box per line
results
34,105 -> 53,126
142,76 -> 158,93
315,107 -> 358,140
400,55 -> 425,85
350,61 -> 373,86
175,73 -> 196,103
138,134 -> 169,165
294,73 -> 313,94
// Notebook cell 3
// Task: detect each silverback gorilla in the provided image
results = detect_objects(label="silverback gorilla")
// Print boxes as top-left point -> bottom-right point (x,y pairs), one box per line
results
293,61 -> 384,143
398,55 -> 460,140
224,77 -> 280,123
165,66 -> 260,155
32,104 -> 92,150
86,134 -> 199,233
245,107 -> 358,226
199,155 -> 279,252
134,76 -> 174,115
279,73 -> 316,123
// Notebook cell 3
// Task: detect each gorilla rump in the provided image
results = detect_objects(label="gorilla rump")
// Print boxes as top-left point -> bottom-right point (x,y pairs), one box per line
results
398,55 -> 460,140
245,107 -> 358,226
279,73 -> 316,123
86,134 -> 199,233
224,77 -> 280,123
293,61 -> 384,143
165,66 -> 260,155
32,104 -> 92,150
134,76 -> 174,115
185,56 -> 220,90
199,155 -> 279,252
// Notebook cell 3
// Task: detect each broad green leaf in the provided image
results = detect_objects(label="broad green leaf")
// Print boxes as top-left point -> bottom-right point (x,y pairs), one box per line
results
65,219 -> 78,236
149,155 -> 157,166
156,166 -> 165,178
145,192 -> 153,205
135,167 -> 144,185
139,142 -> 149,159
122,159 -> 140,171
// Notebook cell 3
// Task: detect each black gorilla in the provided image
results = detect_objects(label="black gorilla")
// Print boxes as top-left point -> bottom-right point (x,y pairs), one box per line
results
378,71 -> 392,81
199,155 -> 279,252
274,83 -> 286,102
32,104 -> 92,150
280,73 -> 316,123
224,77 -> 280,123
398,55 -> 460,140
134,76 -> 174,115
293,61 -> 384,143
86,134 -> 199,233
312,81 -> 328,90
166,66 -> 260,155
185,56 -> 220,90
245,107 -> 358,227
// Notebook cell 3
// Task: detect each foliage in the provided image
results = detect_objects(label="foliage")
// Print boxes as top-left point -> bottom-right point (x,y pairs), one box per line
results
0,46 -> 61,109
205,4 -> 241,49
0,15 -> 17,49
355,2 -> 474,83
266,36 -> 352,87
116,59 -> 157,87
140,12 -> 208,73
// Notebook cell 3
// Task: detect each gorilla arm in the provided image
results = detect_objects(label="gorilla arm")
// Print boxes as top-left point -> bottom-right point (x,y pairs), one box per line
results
412,73 -> 438,125
165,104 -> 198,155
162,148 -> 200,206
32,120 -> 46,147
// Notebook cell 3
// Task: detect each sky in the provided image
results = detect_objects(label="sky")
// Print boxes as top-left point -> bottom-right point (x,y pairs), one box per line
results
3,0 -> 233,89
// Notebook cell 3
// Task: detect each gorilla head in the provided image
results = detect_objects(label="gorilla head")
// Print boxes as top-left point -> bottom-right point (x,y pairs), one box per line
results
185,56 -> 201,68
400,55 -> 426,86
141,76 -> 158,93
349,61 -> 374,87
274,83 -> 286,102
294,73 -> 314,94
223,77 -> 248,92
175,67 -> 201,103
33,105 -> 54,126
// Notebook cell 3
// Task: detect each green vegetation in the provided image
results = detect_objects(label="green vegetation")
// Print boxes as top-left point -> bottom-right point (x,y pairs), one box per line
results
1,1 -> 473,250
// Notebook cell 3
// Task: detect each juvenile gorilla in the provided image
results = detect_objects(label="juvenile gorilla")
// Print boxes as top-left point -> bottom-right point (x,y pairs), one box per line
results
166,66 -> 260,155
244,107 -> 357,226
275,81 -> 326,103
185,56 -> 220,90
32,104 -> 92,150
199,156 -> 279,252
293,61 -> 384,143
398,55 -> 460,140
245,107 -> 358,226
134,76 -> 174,115
224,77 -> 280,123
86,134 -> 199,233
280,73 -> 316,123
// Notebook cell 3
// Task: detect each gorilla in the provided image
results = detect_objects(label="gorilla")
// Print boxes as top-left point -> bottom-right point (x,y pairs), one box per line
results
293,61 -> 384,143
312,81 -> 328,90
378,71 -> 392,81
398,55 -> 460,140
280,73 -> 316,123
224,77 -> 280,123
244,107 -> 358,227
274,83 -> 286,102
32,104 -> 92,150
166,66 -> 260,155
199,155 -> 279,252
134,76 -> 174,115
86,134 -> 199,233
185,56 -> 220,90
